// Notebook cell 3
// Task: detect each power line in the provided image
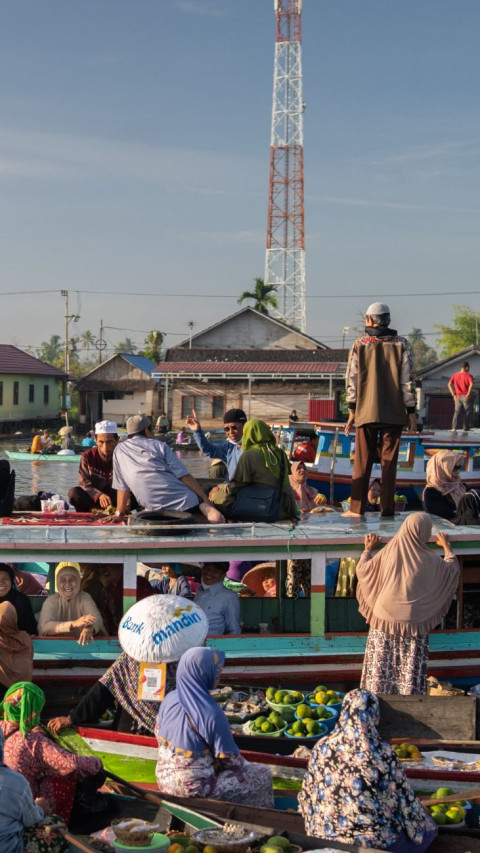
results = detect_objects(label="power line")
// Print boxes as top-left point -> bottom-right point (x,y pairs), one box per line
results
0,288 -> 479,300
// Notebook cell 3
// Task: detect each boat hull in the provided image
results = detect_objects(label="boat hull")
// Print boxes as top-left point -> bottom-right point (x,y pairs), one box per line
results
5,450 -> 82,462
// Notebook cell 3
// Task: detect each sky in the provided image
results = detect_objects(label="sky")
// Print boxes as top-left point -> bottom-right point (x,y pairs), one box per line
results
0,0 -> 479,360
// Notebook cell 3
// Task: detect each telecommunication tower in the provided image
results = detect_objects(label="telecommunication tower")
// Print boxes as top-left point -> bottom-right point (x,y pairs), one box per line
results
264,0 -> 306,332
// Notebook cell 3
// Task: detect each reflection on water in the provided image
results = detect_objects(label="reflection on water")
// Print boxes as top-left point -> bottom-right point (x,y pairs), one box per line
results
0,441 -> 212,498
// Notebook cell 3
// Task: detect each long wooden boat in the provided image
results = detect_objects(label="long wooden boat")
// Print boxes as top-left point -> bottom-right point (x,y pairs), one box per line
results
272,421 -> 480,504
5,449 -> 83,462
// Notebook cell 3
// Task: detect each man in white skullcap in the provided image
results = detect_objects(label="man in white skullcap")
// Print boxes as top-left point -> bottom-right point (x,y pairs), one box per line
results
68,420 -> 120,512
343,302 -> 417,517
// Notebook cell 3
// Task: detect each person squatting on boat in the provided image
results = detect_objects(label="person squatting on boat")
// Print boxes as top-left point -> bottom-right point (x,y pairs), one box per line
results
422,449 -> 466,522
299,689 -> 438,852
155,647 -> 274,806
1,682 -> 104,823
68,419 -> 119,512
38,562 -> 105,644
356,512 -> 459,695
344,301 -> 417,518
186,407 -> 246,480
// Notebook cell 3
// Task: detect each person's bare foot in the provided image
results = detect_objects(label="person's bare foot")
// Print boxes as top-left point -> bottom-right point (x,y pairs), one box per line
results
199,502 -> 225,524
342,510 -> 363,518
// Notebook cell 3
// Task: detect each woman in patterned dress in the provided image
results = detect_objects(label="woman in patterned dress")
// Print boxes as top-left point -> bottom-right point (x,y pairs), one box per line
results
1,682 -> 103,822
356,512 -> 459,694
155,646 -> 273,806
299,690 -> 438,851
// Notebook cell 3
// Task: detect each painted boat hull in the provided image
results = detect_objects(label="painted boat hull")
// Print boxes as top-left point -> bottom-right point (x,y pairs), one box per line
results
5,450 -> 83,462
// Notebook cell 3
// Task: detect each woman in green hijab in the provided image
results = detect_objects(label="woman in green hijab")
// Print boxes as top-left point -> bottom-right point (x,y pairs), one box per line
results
210,419 -> 297,520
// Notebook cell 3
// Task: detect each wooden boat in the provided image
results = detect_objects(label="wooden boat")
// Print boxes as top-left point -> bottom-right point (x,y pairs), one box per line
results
272,421 -> 480,504
5,449 -> 83,462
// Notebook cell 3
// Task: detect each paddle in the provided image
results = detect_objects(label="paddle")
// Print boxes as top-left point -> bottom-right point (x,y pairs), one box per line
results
420,786 -> 480,807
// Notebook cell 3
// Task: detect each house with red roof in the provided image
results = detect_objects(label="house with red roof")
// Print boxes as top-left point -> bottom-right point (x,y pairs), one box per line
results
0,345 -> 67,431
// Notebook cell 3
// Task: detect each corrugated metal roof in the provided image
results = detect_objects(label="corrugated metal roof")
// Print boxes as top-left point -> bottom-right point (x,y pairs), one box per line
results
153,361 -> 343,376
0,345 -> 66,377
119,354 -> 156,376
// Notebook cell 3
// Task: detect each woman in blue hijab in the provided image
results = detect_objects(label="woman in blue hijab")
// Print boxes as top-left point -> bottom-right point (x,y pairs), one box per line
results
155,647 -> 273,806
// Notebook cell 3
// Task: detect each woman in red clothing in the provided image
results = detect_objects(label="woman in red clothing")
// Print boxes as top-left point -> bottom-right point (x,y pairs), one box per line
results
0,682 -> 104,821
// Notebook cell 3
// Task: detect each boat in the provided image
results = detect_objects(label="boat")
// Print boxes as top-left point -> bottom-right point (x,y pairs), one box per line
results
4,449 -> 83,462
272,421 -> 480,504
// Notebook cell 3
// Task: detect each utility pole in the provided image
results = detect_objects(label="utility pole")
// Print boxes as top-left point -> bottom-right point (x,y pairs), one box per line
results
61,290 -> 79,408
98,319 -> 105,365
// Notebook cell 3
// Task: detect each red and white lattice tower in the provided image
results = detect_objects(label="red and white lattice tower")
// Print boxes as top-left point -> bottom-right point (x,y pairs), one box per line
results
265,0 -> 306,332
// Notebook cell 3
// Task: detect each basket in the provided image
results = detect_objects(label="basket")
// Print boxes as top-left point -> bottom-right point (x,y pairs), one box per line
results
111,819 -> 161,847
192,828 -> 257,853
266,695 -> 304,721
285,722 -> 328,740
295,705 -> 338,733
427,677 -> 464,697
248,720 -> 286,737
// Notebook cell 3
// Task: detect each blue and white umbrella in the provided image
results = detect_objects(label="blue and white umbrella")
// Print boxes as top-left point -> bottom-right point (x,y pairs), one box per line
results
118,595 -> 208,663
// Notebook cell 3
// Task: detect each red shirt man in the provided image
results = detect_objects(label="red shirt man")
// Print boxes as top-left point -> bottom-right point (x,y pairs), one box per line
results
448,362 -> 474,434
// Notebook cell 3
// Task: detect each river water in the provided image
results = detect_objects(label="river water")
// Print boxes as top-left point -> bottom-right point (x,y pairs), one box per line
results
0,440 -> 212,499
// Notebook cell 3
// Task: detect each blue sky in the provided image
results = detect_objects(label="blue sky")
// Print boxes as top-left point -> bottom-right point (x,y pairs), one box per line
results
0,0 -> 479,358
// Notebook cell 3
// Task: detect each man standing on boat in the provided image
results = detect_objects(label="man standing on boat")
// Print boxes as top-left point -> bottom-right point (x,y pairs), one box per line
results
344,302 -> 417,518
68,420 -> 119,512
185,407 -> 246,479
448,361 -> 474,436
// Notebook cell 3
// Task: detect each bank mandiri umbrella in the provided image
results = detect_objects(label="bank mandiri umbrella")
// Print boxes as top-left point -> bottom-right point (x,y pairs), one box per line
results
118,595 -> 208,663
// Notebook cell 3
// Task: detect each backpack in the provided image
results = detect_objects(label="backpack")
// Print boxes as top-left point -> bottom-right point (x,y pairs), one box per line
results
454,489 -> 480,526
0,460 -> 15,517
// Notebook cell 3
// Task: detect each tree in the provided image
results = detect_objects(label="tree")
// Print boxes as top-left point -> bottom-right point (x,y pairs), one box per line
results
434,305 -> 480,357
407,328 -> 437,371
114,338 -> 137,354
36,335 -> 63,367
238,277 -> 278,315
139,330 -> 164,363
81,330 -> 96,350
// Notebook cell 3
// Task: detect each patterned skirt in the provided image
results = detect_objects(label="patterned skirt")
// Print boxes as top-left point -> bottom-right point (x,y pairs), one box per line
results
360,629 -> 429,695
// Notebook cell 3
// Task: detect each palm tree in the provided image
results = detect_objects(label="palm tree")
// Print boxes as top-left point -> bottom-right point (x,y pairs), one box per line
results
36,335 -> 63,366
140,330 -> 164,363
238,277 -> 278,316
81,330 -> 96,350
114,338 -> 137,354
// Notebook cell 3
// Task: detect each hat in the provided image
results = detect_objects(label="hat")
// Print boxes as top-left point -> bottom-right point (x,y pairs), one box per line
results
366,302 -> 390,317
223,408 -> 247,424
242,562 -> 278,597
95,420 -> 118,435
126,414 -> 151,435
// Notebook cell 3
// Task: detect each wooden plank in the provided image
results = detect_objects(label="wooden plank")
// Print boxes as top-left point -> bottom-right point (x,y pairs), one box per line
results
378,695 -> 476,740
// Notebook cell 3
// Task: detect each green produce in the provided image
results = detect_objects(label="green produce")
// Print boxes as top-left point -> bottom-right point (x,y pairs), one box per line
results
267,838 -> 292,851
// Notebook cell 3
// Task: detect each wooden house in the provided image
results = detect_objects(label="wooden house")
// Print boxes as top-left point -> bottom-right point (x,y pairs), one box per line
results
76,353 -> 160,427
417,345 -> 480,428
0,345 -> 66,432
153,308 -> 348,428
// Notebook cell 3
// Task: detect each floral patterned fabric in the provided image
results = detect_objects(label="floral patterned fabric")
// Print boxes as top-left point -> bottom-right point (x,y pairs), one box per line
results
298,689 -> 436,849
361,629 -> 429,695
155,741 -> 273,806
23,814 -> 68,853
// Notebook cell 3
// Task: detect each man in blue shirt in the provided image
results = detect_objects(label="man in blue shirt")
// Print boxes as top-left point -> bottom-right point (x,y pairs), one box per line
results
195,562 -> 241,635
186,408 -> 247,480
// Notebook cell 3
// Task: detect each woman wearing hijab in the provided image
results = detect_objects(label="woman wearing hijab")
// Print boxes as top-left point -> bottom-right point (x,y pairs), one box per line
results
0,563 -> 37,635
299,689 -> 438,852
0,602 -> 33,695
423,450 -> 466,520
1,682 -> 103,822
356,512 -> 459,694
155,647 -> 273,806
0,727 -> 67,853
210,419 -> 297,520
38,562 -> 105,644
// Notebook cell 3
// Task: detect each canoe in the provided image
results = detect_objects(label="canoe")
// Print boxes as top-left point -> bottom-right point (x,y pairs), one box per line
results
4,450 -> 83,462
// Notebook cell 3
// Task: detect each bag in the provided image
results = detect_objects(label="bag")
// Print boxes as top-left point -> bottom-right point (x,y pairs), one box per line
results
454,489 -> 480,526
231,453 -> 286,523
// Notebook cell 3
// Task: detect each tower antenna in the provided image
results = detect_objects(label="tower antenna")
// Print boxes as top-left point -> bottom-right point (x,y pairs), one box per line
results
265,0 -> 306,332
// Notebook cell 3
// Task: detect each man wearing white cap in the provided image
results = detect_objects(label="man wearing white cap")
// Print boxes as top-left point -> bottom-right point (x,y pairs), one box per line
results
344,302 -> 417,517
68,420 -> 119,512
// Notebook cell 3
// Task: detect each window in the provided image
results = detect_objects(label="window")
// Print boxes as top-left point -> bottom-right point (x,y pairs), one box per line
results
29,384 -> 34,403
0,382 -> 3,406
212,396 -> 224,419
181,395 -> 225,419
44,385 -> 49,405
13,382 -> 19,405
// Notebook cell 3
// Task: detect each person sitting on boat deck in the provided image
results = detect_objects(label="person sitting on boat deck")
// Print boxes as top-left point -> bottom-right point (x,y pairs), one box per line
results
48,651 -> 178,736
242,563 -> 278,599
209,419 -> 297,521
155,647 -> 274,806
185,407 -> 247,480
80,430 -> 96,448
94,564 -> 154,635
0,602 -> 33,699
176,427 -> 190,444
30,429 -> 53,455
195,562 -> 241,635
289,460 -> 326,513
68,420 -> 120,513
356,513 -> 459,695
1,682 -> 104,823
147,563 -> 193,599
299,689 -> 438,852
0,563 -> 37,635
155,412 -> 171,434
422,449 -> 466,521
344,301 -> 417,518
0,726 -> 67,853
366,477 -> 382,512
37,562 -> 105,645
110,414 -> 225,524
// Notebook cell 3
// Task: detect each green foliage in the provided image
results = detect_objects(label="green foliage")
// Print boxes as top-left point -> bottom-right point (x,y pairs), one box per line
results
36,335 -> 64,367
407,328 -> 438,371
434,306 -> 480,357
114,337 -> 137,354
138,330 -> 164,363
238,277 -> 278,315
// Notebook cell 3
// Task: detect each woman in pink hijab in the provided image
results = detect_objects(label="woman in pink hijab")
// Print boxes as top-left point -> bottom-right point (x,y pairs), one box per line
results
356,512 -> 459,694
422,449 -> 466,520
289,461 -> 326,513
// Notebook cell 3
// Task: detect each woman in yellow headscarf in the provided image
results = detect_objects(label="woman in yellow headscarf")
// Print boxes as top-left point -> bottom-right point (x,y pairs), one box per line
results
38,563 -> 105,645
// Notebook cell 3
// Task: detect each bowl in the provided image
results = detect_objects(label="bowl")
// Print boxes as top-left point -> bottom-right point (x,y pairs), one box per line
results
306,691 -> 344,711
111,819 -> 165,848
284,722 -> 328,740
113,836 -> 170,853
266,695 -> 304,721
248,720 -> 286,737
193,828 -> 258,853
295,705 -> 338,733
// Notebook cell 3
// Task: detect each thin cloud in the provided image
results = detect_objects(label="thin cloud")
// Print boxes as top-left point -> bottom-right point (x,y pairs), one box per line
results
314,195 -> 478,214
175,0 -> 227,16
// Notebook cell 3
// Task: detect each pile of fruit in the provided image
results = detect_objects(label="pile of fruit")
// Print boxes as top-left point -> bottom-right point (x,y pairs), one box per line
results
308,685 -> 342,706
249,710 -> 286,734
259,836 -> 293,853
285,718 -> 325,738
266,687 -> 304,707
168,837 -> 206,853
424,788 -> 467,826
392,742 -> 424,761
296,702 -> 335,722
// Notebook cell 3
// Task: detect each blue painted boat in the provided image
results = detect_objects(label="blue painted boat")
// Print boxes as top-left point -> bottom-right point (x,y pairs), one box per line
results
5,450 -> 83,462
